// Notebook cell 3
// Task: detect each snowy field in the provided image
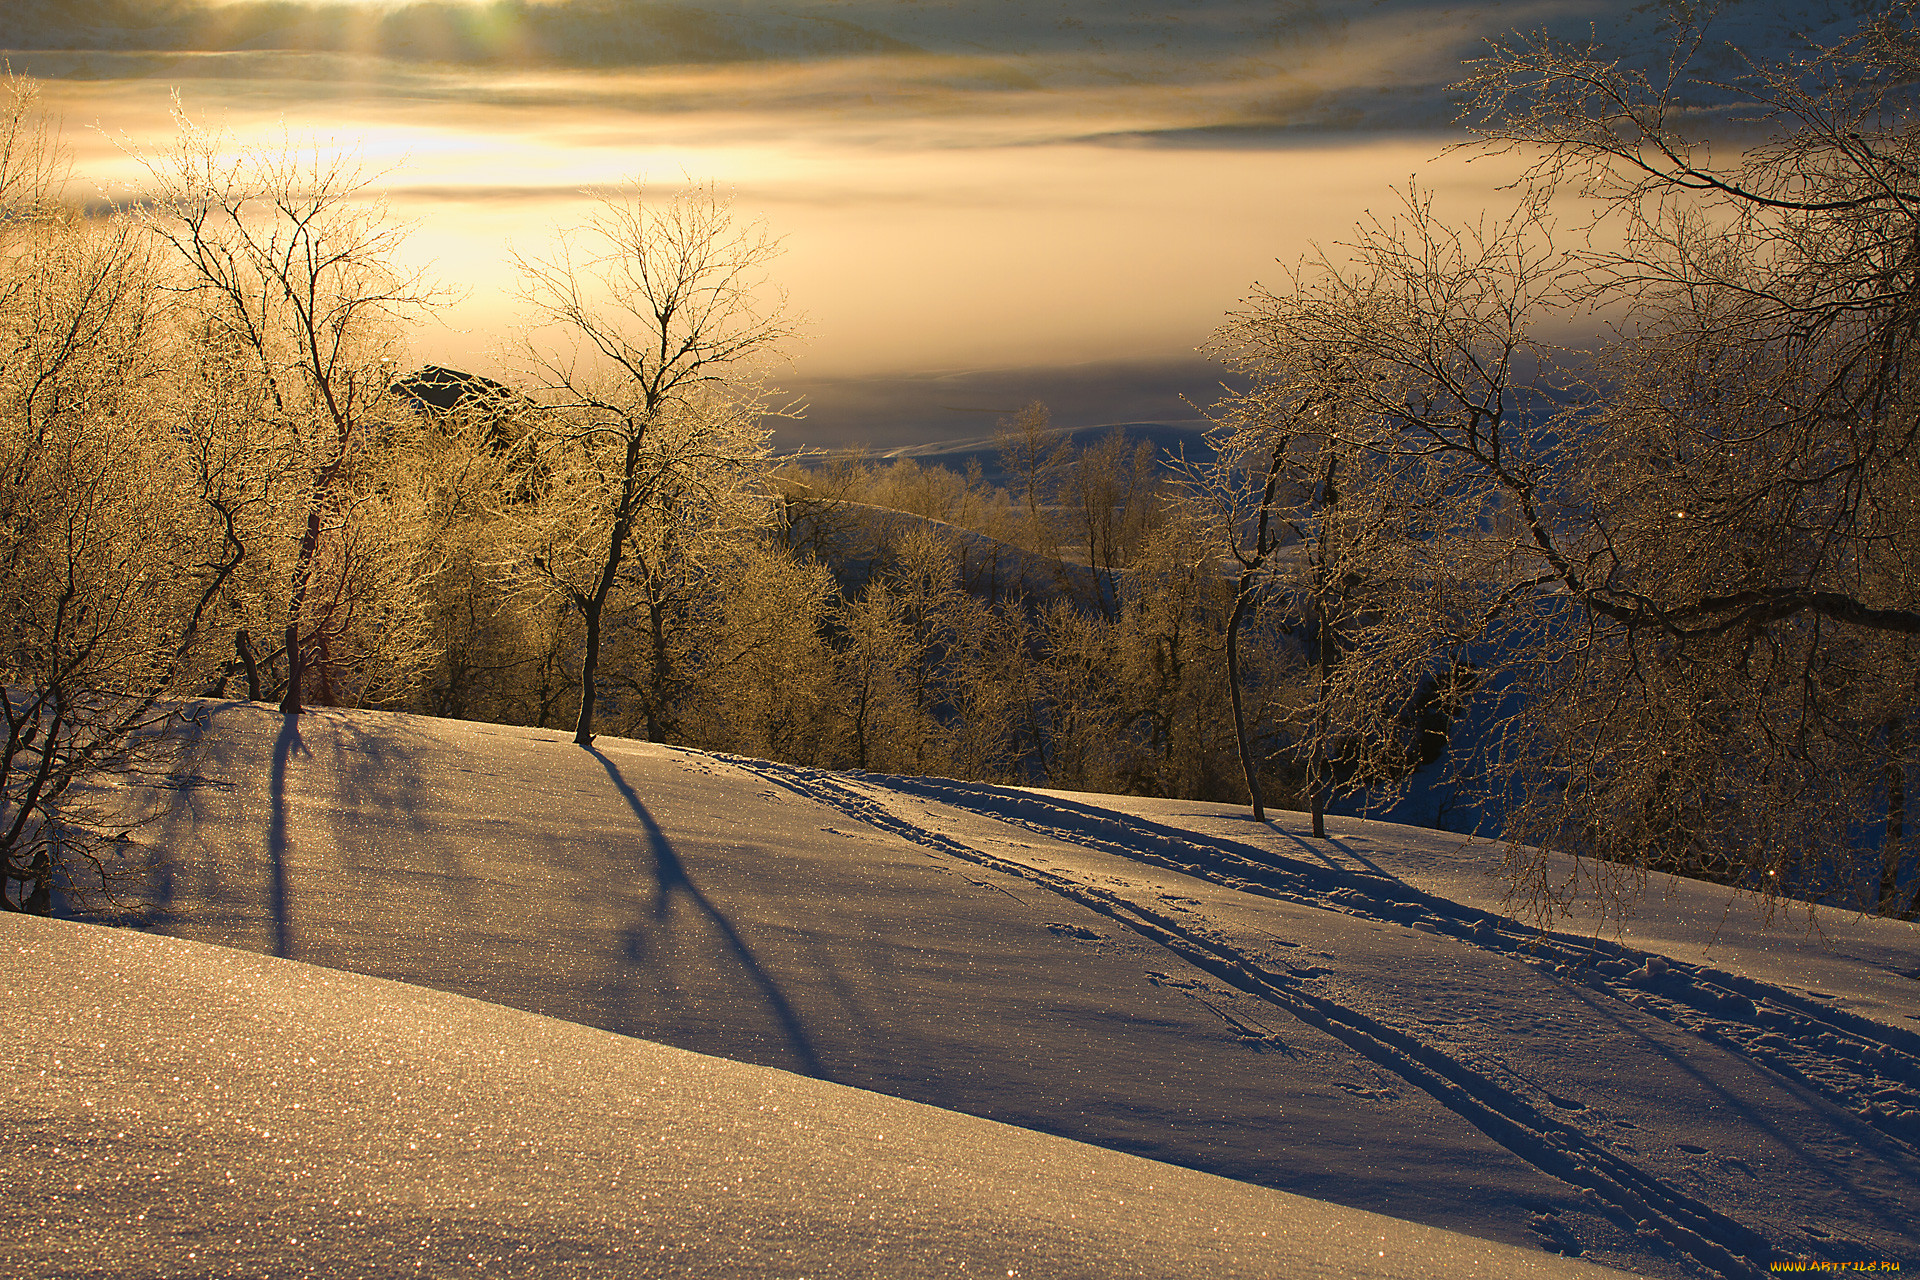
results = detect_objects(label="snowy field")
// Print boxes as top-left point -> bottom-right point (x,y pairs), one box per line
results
7,701 -> 1919,1278
7,915 -> 1616,1279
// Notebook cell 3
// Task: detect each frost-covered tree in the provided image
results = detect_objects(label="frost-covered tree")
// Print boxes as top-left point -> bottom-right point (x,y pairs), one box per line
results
995,400 -> 1068,563
1064,429 -> 1163,621
131,106 -> 442,715
677,543 -> 841,765
1199,192 -> 1550,833
511,181 -> 794,746
1458,5 -> 1920,919
0,76 -> 194,914
1204,5 -> 1920,919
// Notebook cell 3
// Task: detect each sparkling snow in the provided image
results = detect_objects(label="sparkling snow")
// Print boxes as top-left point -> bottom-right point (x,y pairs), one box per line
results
10,701 -> 1918,1278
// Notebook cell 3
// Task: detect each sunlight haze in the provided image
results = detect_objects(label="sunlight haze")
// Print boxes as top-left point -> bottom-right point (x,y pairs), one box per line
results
4,0 -> 1845,441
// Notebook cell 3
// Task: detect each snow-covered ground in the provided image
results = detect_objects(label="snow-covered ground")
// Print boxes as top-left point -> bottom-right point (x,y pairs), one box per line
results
6,913 -> 1618,1279
13,701 -> 1920,1278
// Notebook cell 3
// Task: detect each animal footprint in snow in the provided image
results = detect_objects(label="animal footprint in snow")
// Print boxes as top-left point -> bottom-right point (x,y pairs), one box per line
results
1527,1211 -> 1585,1258
1334,1080 -> 1399,1102
1045,921 -> 1105,942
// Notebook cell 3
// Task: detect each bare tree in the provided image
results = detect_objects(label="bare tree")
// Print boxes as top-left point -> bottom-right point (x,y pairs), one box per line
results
511,180 -> 796,746
1197,5 -> 1920,920
131,105 -> 442,716
1446,6 -> 1920,920
1196,181 -> 1570,839
1177,415 -> 1291,823
0,75 -> 194,915
994,399 -> 1067,560
1065,428 -> 1162,620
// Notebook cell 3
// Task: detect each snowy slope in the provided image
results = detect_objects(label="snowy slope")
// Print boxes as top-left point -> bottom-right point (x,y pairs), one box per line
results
4,912 -> 1620,1280
39,701 -> 1920,1278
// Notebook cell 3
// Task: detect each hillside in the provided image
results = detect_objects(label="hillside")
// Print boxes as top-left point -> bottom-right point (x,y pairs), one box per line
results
23,701 -> 1920,1278
799,421 -> 1213,494
7,913 -> 1619,1279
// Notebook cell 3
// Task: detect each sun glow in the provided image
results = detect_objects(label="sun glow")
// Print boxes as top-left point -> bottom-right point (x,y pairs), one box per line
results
15,0 -> 1547,440
43,56 -> 1526,389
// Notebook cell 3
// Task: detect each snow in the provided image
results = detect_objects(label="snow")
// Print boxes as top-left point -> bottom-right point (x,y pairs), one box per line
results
15,700 -> 1920,1278
1003,788 -> 1920,1037
6,913 -> 1616,1279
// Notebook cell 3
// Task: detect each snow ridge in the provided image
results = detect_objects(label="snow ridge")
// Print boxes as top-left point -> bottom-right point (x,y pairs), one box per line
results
724,754 -> 1920,1280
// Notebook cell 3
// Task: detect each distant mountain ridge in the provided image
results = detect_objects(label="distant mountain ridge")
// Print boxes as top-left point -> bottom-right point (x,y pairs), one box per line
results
801,419 -> 1214,492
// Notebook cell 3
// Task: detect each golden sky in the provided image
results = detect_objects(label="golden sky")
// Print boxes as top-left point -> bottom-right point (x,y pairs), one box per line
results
8,1 -> 1605,440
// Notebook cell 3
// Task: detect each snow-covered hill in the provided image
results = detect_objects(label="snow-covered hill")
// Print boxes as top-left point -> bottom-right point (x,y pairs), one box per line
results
6,911 -> 1622,1279
22,701 -> 1918,1278
802,420 -> 1213,493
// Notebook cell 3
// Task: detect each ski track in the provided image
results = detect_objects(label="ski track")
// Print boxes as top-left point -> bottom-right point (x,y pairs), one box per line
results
721,756 -> 1920,1280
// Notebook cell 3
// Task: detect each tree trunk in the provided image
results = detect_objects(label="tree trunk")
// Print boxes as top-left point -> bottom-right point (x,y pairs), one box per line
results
1221,435 -> 1292,825
1307,449 -> 1341,839
1225,576 -> 1265,822
280,619 -> 305,716
1308,611 -> 1332,839
574,595 -> 602,746
573,429 -> 648,748
236,629 -> 261,701
1881,715 -> 1909,916
646,593 -> 670,743
1307,603 -> 1337,840
279,507 -> 323,716
24,845 -> 51,915
852,666 -> 872,771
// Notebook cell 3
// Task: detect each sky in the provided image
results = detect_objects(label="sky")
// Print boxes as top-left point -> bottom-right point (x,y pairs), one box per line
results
1,0 -> 1861,446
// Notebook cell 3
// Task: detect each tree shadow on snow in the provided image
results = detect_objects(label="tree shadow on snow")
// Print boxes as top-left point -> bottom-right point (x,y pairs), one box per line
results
267,712 -> 306,959
588,747 -> 833,1082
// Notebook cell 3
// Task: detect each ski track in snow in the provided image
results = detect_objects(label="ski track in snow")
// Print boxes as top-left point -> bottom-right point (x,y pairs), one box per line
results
722,756 -> 1920,1280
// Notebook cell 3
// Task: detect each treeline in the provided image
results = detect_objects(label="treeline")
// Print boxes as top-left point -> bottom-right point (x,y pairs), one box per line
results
416,403 -> 1352,805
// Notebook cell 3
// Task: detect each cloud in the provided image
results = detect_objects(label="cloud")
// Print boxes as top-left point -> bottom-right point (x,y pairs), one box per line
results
4,1 -> 1618,138
13,0 -> 1771,443
32,0 -> 1820,157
